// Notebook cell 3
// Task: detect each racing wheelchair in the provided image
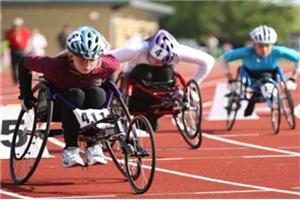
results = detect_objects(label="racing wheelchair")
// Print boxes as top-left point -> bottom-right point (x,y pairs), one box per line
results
115,70 -> 203,149
225,67 -> 295,134
9,77 -> 156,194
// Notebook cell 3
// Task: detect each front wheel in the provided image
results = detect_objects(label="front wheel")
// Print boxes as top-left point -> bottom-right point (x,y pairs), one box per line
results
125,115 -> 156,194
10,84 -> 53,184
106,91 -> 132,178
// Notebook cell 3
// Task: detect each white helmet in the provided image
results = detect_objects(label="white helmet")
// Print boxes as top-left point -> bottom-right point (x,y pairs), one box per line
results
249,25 -> 278,44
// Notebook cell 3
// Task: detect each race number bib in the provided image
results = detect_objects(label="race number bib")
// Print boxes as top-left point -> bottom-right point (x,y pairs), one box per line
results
73,108 -> 110,128
150,45 -> 168,60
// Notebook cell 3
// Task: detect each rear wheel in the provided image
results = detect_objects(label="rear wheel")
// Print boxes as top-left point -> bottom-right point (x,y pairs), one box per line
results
10,83 -> 53,184
174,79 -> 202,149
280,82 -> 295,129
269,85 -> 281,134
125,115 -> 156,194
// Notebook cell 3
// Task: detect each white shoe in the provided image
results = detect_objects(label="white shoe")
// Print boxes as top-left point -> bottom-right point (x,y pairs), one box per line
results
62,147 -> 85,168
87,144 -> 108,166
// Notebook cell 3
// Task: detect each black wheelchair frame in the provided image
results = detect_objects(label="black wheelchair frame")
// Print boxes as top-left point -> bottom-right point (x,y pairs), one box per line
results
225,67 -> 295,134
9,77 -> 156,194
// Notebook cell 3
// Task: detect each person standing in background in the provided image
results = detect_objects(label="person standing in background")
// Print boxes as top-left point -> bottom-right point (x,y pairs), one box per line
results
5,17 -> 31,84
57,24 -> 73,51
30,28 -> 48,56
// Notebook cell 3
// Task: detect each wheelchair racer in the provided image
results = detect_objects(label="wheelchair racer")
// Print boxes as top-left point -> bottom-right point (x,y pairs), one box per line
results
18,26 -> 120,167
108,29 -> 215,131
219,25 -> 300,116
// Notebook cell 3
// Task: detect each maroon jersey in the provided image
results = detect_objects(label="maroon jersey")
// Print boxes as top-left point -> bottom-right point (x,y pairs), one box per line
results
23,55 -> 120,90
5,27 -> 31,50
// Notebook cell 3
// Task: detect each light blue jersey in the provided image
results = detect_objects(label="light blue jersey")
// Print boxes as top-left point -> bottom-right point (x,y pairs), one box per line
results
224,46 -> 300,72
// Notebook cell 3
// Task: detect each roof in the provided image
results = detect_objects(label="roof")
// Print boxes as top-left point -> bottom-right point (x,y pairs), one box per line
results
2,0 -> 175,15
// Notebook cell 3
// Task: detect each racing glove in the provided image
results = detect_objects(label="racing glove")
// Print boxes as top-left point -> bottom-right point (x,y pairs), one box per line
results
227,79 -> 238,92
286,77 -> 297,90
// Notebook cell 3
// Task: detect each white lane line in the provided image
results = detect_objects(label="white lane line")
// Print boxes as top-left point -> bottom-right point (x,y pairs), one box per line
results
295,104 -> 300,118
152,166 -> 300,196
202,101 -> 212,108
201,78 -> 226,88
194,189 -> 270,195
243,154 -> 296,158
216,133 -> 261,137
48,137 -> 65,147
203,133 -> 300,156
155,154 -> 297,161
43,194 -> 116,199
42,189 -> 269,199
0,189 -> 32,199
48,137 -> 300,197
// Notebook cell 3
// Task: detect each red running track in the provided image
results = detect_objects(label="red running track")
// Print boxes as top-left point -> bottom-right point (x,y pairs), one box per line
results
1,63 -> 299,199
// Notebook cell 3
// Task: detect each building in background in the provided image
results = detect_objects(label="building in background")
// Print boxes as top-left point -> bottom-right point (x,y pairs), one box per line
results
2,0 -> 175,55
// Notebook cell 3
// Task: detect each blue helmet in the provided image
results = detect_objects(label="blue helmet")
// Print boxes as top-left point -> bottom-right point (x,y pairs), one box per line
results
66,26 -> 109,60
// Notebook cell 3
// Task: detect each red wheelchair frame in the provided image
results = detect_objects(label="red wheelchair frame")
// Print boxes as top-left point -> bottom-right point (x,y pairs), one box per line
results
116,71 -> 203,149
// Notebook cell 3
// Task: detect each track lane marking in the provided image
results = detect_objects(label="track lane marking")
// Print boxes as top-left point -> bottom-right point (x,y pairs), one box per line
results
46,189 -> 271,199
47,137 -> 300,197
0,189 -> 32,199
203,133 -> 300,156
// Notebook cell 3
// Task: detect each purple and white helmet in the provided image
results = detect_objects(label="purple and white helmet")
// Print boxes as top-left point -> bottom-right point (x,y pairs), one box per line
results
149,29 -> 178,64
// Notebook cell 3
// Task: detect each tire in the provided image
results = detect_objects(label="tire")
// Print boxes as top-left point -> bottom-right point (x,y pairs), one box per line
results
125,115 -> 156,194
174,79 -> 202,149
269,85 -> 281,134
280,82 -> 295,129
10,83 -> 53,184
106,84 -> 132,178
225,90 -> 241,131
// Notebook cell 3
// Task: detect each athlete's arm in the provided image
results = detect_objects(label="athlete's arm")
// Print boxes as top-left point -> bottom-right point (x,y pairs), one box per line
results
218,55 -> 234,80
108,41 -> 146,63
219,47 -> 251,80
277,46 -> 300,80
177,44 -> 215,83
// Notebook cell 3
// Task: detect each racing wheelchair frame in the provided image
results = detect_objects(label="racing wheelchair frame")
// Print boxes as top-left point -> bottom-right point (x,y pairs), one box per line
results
9,77 -> 156,194
225,67 -> 295,134
116,71 -> 203,149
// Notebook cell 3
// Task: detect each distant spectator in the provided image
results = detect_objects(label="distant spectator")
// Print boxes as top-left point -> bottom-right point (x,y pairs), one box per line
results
57,24 -> 73,51
206,35 -> 219,56
222,42 -> 233,52
5,17 -> 31,84
30,28 -> 48,56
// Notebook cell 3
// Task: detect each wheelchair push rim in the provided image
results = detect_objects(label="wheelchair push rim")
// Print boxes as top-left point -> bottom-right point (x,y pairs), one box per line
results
174,79 -> 202,149
10,84 -> 53,184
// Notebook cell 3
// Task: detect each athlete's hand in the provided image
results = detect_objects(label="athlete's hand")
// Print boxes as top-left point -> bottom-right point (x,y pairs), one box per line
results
286,78 -> 297,90
21,95 -> 36,111
227,79 -> 238,92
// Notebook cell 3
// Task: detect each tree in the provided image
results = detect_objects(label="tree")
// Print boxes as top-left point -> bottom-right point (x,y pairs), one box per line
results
159,1 -> 300,47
